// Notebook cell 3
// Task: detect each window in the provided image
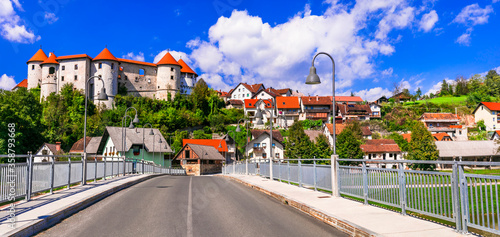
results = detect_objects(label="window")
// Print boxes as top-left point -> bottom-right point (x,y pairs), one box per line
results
253,143 -> 260,147
275,153 -> 280,158
125,76 -> 128,80
389,153 -> 393,157
62,65 -> 65,70
119,66 -> 123,71
262,143 -> 267,148
185,150 -> 190,158
42,149 -> 48,155
262,153 -> 267,158
139,69 -> 145,76
238,89 -> 241,92
49,67 -> 55,74
250,153 -> 254,158
32,65 -> 35,70
74,75 -> 78,81
171,68 -> 174,72
272,143 -> 275,148
247,93 -> 249,97
383,154 -> 386,160
111,63 -> 114,69
61,76 -> 64,81
394,154 -> 397,159
368,154 -> 372,159
74,64 -> 78,70
148,78 -> 151,84
171,76 -> 174,80
99,63 -> 102,69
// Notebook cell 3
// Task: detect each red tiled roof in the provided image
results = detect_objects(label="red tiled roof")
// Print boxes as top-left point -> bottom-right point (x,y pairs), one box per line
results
335,96 -> 363,102
118,58 -> 157,67
449,125 -> 463,129
275,88 -> 291,94
402,133 -> 411,142
481,102 -> 500,111
156,52 -> 181,66
12,79 -> 27,90
242,83 -> 263,93
178,59 -> 197,75
93,48 -> 118,61
361,139 -> 401,153
56,54 -> 93,60
183,139 -> 228,152
41,53 -> 59,65
228,100 -> 243,105
433,132 -> 452,141
337,104 -> 371,115
301,96 -> 332,105
420,113 -> 459,121
70,137 -> 92,153
276,97 -> 300,109
27,49 -> 48,63
244,99 -> 273,108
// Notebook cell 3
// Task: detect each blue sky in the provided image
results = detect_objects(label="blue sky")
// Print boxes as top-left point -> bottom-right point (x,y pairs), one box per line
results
0,0 -> 499,101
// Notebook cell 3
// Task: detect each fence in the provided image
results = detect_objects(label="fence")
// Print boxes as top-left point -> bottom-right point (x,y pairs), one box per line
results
0,153 -> 186,203
223,158 -> 500,236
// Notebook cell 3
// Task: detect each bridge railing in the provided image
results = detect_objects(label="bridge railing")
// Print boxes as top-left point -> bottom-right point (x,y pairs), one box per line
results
0,153 -> 186,203
223,158 -> 500,236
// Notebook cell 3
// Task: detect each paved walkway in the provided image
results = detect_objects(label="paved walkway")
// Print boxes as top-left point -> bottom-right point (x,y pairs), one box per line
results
223,174 -> 463,237
0,174 -> 161,237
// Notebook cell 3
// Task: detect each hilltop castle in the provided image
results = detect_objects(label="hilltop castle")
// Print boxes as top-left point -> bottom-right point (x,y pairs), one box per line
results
26,48 -> 198,108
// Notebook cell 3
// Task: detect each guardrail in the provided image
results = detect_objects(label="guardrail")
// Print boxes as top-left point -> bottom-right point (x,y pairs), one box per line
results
223,158 -> 500,236
0,153 -> 186,203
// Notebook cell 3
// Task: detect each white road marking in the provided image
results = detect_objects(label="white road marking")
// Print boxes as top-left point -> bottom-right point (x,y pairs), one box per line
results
187,177 -> 193,237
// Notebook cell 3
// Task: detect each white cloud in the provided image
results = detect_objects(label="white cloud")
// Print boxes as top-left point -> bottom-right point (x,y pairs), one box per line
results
0,0 -> 39,43
122,52 -> 145,62
381,67 -> 393,77
419,10 -> 438,32
0,74 -> 16,90
44,12 -> 58,24
453,4 -> 494,26
187,1 -> 421,96
456,28 -> 472,46
353,87 -> 392,102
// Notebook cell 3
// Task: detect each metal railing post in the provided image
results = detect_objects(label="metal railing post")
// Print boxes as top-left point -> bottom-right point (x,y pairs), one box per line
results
299,157 -> 302,188
25,152 -> 31,201
287,159 -> 290,184
111,157 -> 114,178
27,152 -> 34,201
67,158 -> 71,189
278,160 -> 281,182
50,157 -> 55,194
452,161 -> 462,232
398,163 -> 407,215
313,156 -> 317,192
142,159 -> 145,174
103,157 -> 107,180
362,161 -> 368,205
245,159 -> 248,175
458,163 -> 469,234
332,154 -> 340,197
123,156 -> 126,176
94,157 -> 97,183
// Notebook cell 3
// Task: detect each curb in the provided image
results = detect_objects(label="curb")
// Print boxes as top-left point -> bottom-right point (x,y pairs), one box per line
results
5,174 -> 164,237
221,175 -> 380,237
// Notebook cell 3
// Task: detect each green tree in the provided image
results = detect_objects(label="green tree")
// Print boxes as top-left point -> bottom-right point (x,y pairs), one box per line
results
415,88 -> 422,100
387,132 -> 409,152
285,121 -> 313,160
336,129 -> 364,163
312,134 -> 332,163
406,122 -> 439,170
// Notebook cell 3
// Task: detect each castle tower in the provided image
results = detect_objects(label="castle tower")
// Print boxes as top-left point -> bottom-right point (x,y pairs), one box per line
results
40,53 -> 59,99
156,52 -> 181,100
178,59 -> 197,95
92,48 -> 118,108
27,48 -> 48,89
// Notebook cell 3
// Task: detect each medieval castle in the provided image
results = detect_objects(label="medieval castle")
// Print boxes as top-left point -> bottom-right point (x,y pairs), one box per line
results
26,48 -> 198,108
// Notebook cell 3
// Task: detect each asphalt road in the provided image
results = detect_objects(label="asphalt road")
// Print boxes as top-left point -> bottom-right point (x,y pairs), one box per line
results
36,175 -> 347,237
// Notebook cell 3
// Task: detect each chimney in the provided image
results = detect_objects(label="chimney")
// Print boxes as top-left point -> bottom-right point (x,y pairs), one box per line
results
316,95 -> 319,101
56,142 -> 61,152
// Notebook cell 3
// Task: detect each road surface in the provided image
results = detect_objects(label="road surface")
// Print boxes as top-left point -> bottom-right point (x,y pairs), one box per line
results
37,175 -> 347,237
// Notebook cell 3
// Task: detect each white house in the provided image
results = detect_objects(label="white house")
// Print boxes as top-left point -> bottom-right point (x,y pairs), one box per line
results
246,130 -> 284,162
34,142 -> 64,162
473,102 -> 500,131
244,99 -> 276,126
252,88 -> 279,100
228,83 -> 264,102
369,102 -> 381,119
276,96 -> 301,128
360,139 -> 402,169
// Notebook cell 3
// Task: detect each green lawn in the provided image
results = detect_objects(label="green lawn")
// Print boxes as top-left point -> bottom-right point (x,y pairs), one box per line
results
411,95 -> 468,105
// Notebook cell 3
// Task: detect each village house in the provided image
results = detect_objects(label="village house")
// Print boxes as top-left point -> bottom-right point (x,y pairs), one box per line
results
173,144 -> 224,176
34,142 -> 64,162
244,99 -> 275,126
473,102 -> 500,131
374,96 -> 388,104
390,92 -> 411,103
276,96 -> 301,128
361,139 -> 402,169
69,136 -> 102,157
300,96 -> 334,122
225,99 -> 244,109
433,132 -> 453,141
182,138 -> 235,163
228,83 -> 264,102
335,96 -> 364,104
435,141 -> 500,169
336,103 -> 372,122
246,130 -> 284,162
368,102 -> 381,119
418,113 -> 466,140
491,131 -> 500,140
252,88 -> 281,100
323,123 -> 372,148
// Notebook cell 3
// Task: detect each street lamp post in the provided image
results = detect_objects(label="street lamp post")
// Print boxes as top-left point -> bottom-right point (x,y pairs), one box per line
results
305,52 -> 338,196
143,123 -> 154,174
236,118 -> 248,159
255,99 -> 275,180
226,130 -> 237,174
153,134 -> 163,168
122,107 -> 139,176
82,75 -> 108,185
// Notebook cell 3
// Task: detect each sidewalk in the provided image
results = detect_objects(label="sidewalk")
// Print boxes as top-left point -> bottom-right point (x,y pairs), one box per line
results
0,174 -> 162,237
223,174 -> 462,237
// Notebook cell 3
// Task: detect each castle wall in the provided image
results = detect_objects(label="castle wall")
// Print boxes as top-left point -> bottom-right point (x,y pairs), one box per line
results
40,64 -> 58,99
156,65 -> 180,100
57,58 -> 90,92
118,62 -> 157,98
90,61 -> 117,109
27,62 -> 42,89
180,73 -> 196,95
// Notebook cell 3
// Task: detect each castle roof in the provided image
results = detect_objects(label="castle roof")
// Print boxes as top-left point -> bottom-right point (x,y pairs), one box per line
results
93,48 -> 118,61
178,59 -> 197,75
27,49 -> 48,63
12,79 -> 27,90
41,53 -> 59,65
57,54 -> 93,60
156,52 -> 181,67
118,58 -> 157,67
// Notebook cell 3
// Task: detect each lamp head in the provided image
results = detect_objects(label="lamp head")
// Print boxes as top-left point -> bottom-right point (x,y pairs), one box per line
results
256,119 -> 264,125
97,87 -> 108,100
158,138 -> 163,143
255,109 -> 263,119
235,125 -> 241,132
149,129 -> 154,135
305,65 -> 321,84
225,135 -> 231,143
133,114 -> 140,123
128,121 -> 135,129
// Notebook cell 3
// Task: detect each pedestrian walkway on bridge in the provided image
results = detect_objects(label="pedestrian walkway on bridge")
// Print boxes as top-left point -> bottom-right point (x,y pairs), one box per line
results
223,174 -> 462,237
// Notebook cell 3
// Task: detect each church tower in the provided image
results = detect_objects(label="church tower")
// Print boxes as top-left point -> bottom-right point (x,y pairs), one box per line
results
27,48 -> 48,89
92,48 -> 118,108
40,53 -> 59,99
156,52 -> 181,100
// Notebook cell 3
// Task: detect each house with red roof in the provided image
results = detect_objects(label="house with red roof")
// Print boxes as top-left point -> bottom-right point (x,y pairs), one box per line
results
361,139 -> 402,169
474,102 -> 500,131
246,130 -> 284,162
252,88 -> 281,100
244,99 -> 275,126
323,123 -> 372,148
276,96 -> 301,128
182,138 -> 236,163
336,103 -> 372,122
300,96 -> 335,122
433,132 -> 453,141
419,113 -> 467,140
12,79 -> 28,90
335,96 -> 363,104
228,83 -> 265,102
